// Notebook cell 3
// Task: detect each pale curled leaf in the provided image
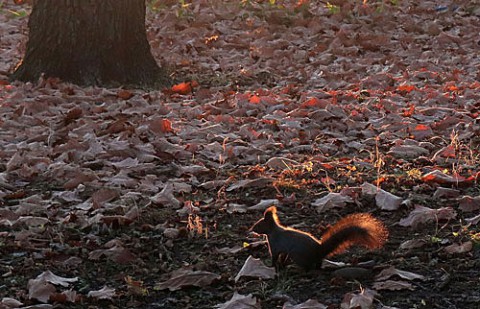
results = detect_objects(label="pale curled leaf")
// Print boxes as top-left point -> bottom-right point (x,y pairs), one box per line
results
284,299 -> 327,309
226,177 -> 273,192
248,199 -> 279,211
1,297 -> 23,308
375,189 -> 402,211
372,280 -> 414,291
150,182 -> 181,208
398,239 -> 428,250
235,255 -> 275,282
27,281 -> 56,303
27,270 -> 77,303
33,270 -> 79,287
458,196 -> 480,213
312,192 -> 353,212
265,156 -> 299,171
375,266 -> 426,281
444,241 -> 472,254
388,145 -> 429,159
87,286 -> 116,300
215,245 -> 243,255
155,270 -> 221,291
399,205 -> 456,229
214,292 -> 260,309
341,288 -> 377,309
465,213 -> 480,225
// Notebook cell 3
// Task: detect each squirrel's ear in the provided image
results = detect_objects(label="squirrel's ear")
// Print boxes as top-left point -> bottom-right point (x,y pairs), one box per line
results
264,206 -> 277,221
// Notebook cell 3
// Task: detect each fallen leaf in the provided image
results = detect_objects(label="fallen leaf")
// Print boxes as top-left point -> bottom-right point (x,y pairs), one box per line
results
388,145 -> 429,159
87,286 -> 116,300
375,266 -> 426,281
444,241 -> 472,254
226,178 -> 273,192
458,196 -> 480,213
248,199 -> 279,211
341,288 -> 377,309
283,299 -> 327,309
235,255 -> 275,282
150,183 -> 182,208
27,271 -> 78,303
155,269 -> 220,291
372,280 -> 414,291
399,205 -> 456,229
375,189 -> 403,211
214,292 -> 260,309
265,157 -> 299,171
312,193 -> 353,212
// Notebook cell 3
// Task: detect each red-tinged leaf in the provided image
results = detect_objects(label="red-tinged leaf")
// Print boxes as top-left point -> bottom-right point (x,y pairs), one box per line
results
159,118 -> 173,133
397,84 -> 416,92
414,124 -> 429,131
117,89 -> 134,100
172,82 -> 191,95
422,170 -> 468,185
319,163 -> 335,170
432,145 -> 456,160
149,118 -> 174,134
409,124 -> 433,140
403,104 -> 415,117
249,95 -> 261,104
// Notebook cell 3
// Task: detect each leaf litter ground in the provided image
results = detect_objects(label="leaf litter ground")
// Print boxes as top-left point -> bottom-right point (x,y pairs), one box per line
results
0,1 -> 479,308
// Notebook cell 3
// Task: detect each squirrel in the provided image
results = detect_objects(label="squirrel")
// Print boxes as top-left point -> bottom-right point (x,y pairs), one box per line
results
250,206 -> 388,270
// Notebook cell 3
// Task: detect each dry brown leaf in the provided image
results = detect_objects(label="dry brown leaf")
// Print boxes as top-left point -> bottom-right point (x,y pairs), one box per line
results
91,188 -> 119,209
432,187 -> 460,199
150,182 -> 182,208
283,299 -> 327,309
458,196 -> 480,213
87,286 -> 116,300
226,178 -> 273,192
375,189 -> 402,211
265,156 -> 299,171
388,145 -> 429,159
372,280 -> 414,291
399,205 -> 456,229
444,241 -> 472,254
155,269 -> 221,291
341,288 -> 377,309
27,271 -> 78,303
312,193 -> 353,213
248,199 -> 279,211
214,292 -> 259,309
215,245 -> 243,255
375,266 -> 426,281
1,297 -> 23,308
465,214 -> 480,225
398,239 -> 428,250
235,255 -> 276,282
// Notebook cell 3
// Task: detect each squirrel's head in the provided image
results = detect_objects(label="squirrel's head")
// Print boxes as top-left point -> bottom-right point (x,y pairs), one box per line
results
250,206 -> 280,235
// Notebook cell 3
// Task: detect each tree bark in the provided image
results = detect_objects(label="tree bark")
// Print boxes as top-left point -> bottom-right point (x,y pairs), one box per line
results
10,0 -> 169,87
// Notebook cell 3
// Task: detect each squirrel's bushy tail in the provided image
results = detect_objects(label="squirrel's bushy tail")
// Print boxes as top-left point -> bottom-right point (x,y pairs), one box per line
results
318,213 -> 388,258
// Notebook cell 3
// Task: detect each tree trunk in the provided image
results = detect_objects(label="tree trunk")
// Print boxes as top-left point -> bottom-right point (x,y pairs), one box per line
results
10,0 -> 169,87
